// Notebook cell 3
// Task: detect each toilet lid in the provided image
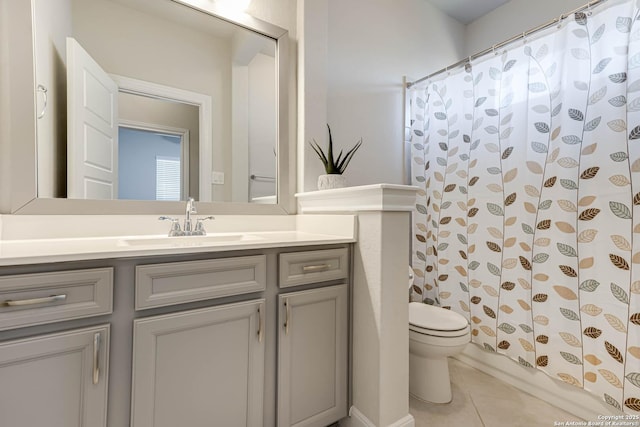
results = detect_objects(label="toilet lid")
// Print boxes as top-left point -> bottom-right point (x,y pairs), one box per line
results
409,302 -> 469,332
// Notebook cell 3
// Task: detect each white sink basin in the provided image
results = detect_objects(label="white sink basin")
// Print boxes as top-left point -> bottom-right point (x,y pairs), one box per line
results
118,233 -> 262,247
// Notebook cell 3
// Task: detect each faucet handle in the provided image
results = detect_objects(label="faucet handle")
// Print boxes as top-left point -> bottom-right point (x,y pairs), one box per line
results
159,216 -> 183,236
194,216 -> 215,235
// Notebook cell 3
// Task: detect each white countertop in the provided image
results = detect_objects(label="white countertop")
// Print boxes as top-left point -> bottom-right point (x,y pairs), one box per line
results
0,214 -> 356,266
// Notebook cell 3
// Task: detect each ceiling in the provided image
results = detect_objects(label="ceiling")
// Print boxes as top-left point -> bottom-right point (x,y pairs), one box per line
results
426,0 -> 511,24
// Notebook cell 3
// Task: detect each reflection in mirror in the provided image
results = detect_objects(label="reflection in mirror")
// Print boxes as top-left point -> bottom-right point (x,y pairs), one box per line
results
33,0 -> 277,204
118,93 -> 198,202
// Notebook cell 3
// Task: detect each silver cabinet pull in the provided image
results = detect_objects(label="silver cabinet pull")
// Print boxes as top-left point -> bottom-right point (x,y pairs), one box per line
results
284,299 -> 290,335
4,294 -> 67,307
302,264 -> 330,273
93,332 -> 100,385
257,305 -> 263,343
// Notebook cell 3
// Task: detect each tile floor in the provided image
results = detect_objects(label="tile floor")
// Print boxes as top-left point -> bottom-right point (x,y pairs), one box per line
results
409,358 -> 584,426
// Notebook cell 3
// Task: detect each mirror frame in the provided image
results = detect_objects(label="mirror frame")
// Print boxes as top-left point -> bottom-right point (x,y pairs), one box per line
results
8,0 -> 294,215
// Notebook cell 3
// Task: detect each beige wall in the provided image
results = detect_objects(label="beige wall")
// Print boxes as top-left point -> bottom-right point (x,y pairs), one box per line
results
229,30 -> 278,203
297,0 -> 466,193
248,53 -> 277,200
33,0 -> 72,198
248,0 -> 297,34
0,0 -> 10,212
325,0 -> 466,189
0,0 -> 38,213
465,0 -> 587,56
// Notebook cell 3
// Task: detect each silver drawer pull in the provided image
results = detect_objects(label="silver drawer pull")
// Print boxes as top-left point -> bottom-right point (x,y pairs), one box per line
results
302,264 -> 330,273
4,294 -> 67,307
257,305 -> 264,343
93,332 -> 100,385
284,298 -> 290,335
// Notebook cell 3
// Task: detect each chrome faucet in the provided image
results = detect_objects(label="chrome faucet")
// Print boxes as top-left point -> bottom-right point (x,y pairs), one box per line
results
159,198 -> 214,236
184,197 -> 197,233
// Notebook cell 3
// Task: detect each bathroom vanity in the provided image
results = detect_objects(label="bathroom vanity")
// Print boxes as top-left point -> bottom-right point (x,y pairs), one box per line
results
0,219 -> 354,427
0,0 -> 420,421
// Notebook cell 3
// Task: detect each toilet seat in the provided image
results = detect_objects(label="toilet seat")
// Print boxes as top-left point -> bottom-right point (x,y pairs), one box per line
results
409,302 -> 470,338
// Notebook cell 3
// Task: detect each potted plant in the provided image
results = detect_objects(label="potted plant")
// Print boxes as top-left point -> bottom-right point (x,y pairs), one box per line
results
309,124 -> 362,190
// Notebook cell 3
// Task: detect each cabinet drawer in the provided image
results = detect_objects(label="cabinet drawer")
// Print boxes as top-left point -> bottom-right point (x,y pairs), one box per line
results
0,268 -> 113,331
279,248 -> 348,288
135,255 -> 267,310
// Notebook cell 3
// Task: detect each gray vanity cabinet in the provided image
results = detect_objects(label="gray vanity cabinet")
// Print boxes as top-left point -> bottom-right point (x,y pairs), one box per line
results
0,245 -> 350,427
277,284 -> 348,427
130,299 -> 265,427
0,325 -> 110,427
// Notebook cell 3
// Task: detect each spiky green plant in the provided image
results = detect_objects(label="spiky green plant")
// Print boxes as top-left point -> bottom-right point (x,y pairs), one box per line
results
309,124 -> 363,174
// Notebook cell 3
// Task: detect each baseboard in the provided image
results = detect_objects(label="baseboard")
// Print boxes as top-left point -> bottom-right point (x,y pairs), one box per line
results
344,406 -> 375,427
388,414 -> 415,427
343,406 -> 415,427
454,345 -> 624,421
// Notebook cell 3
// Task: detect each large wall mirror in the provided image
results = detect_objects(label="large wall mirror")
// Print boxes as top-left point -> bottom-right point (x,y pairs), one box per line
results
3,0 -> 293,214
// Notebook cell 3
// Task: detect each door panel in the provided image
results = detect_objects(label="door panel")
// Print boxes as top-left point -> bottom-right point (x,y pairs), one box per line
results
278,284 -> 348,427
66,37 -> 118,199
131,299 -> 265,427
0,325 -> 110,427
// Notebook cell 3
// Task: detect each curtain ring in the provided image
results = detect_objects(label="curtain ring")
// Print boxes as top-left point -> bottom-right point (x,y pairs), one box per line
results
522,31 -> 527,44
492,44 -> 497,55
586,3 -> 593,16
557,14 -> 564,28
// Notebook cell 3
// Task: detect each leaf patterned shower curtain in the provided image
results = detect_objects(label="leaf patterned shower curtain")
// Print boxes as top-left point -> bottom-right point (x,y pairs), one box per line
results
409,0 -> 640,413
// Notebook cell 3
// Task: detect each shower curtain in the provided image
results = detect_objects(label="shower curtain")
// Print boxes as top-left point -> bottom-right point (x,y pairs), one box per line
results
409,0 -> 640,413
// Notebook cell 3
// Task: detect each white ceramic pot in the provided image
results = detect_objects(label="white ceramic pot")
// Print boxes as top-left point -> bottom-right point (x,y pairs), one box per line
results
317,174 -> 347,190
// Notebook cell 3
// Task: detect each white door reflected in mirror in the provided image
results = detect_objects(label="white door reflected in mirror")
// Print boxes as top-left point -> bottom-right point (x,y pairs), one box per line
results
66,37 -> 118,199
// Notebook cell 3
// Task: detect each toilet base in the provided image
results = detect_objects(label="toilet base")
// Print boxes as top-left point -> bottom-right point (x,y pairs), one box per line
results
409,352 -> 453,404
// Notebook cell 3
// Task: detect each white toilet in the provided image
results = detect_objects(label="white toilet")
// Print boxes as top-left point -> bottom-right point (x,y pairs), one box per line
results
408,301 -> 470,404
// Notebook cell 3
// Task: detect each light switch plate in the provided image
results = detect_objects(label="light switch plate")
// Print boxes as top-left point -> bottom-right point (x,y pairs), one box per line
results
212,171 -> 225,184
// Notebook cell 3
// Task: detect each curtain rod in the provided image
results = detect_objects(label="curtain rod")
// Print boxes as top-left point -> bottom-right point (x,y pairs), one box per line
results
406,0 -> 607,88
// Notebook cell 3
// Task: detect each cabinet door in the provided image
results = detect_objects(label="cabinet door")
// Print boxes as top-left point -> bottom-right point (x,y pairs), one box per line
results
278,284 -> 348,427
131,299 -> 265,427
0,325 -> 110,427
